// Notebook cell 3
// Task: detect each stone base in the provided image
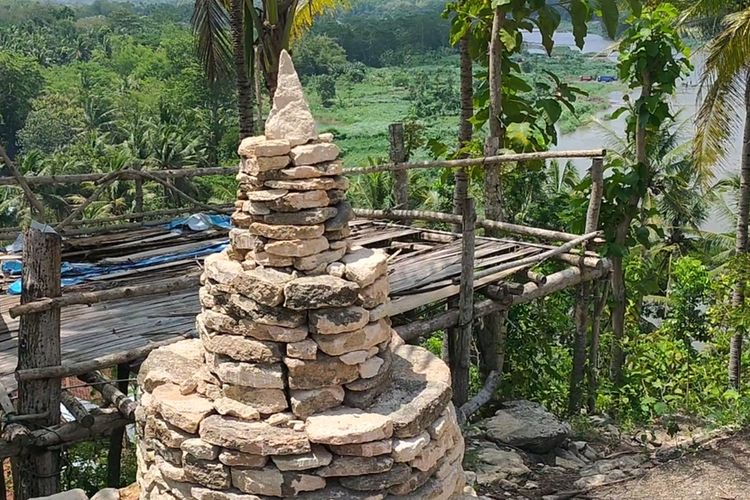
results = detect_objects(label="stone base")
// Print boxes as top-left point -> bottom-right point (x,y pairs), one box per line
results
136,338 -> 466,499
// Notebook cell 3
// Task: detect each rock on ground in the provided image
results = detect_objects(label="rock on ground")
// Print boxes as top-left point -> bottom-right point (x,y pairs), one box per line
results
481,400 -> 570,454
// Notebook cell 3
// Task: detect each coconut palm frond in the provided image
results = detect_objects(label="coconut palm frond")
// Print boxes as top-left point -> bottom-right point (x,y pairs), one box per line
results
694,8 -> 750,170
192,0 -> 234,84
292,0 -> 350,39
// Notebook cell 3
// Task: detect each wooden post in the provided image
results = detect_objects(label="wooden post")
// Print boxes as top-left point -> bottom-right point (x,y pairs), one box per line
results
568,157 -> 605,414
106,363 -> 130,488
13,227 -> 62,499
388,123 -> 409,216
134,175 -> 144,223
449,197 -> 475,406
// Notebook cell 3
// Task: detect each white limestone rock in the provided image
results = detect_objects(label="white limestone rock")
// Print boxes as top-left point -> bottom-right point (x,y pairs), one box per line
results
265,50 -> 318,146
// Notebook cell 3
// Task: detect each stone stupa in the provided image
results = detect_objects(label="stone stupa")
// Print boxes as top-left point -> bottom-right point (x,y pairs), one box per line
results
134,50 -> 466,500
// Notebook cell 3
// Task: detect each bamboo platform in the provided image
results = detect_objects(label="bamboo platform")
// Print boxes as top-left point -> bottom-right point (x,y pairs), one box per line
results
0,220 -> 604,392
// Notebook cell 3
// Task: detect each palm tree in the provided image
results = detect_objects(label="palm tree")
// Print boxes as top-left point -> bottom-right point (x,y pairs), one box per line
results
192,0 -> 347,136
690,5 -> 750,388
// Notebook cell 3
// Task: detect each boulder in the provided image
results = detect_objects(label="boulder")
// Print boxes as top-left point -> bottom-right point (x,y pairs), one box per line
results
34,490 -> 89,500
481,400 -> 570,454
468,441 -> 530,487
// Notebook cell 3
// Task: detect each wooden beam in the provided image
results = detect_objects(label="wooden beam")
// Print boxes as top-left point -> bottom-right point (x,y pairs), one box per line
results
16,336 -> 189,382
0,382 -> 30,448
13,228 -> 62,499
449,198 -> 475,407
54,170 -> 122,232
60,391 -> 94,428
77,372 -> 136,419
10,274 -> 200,318
345,149 -> 606,176
0,167 -> 236,187
352,208 -> 601,243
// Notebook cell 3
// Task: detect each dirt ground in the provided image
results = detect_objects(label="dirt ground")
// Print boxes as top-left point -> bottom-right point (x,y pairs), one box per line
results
592,430 -> 750,499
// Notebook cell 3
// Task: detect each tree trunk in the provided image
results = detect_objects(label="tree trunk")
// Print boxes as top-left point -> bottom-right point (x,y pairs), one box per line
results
484,7 -> 505,224
13,229 -> 62,500
446,32 -> 474,360
477,7 -> 506,383
568,157 -> 604,413
588,280 -> 609,412
231,0 -> 254,139
609,72 -> 652,385
106,363 -> 130,487
729,72 -> 750,389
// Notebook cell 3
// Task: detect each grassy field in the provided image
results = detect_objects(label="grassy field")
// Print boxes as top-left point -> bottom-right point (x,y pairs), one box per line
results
304,50 -> 623,168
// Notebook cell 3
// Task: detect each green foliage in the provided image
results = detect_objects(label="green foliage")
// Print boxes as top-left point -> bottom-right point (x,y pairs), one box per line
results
316,74 -> 337,107
292,34 -> 348,77
407,70 -> 459,119
0,50 -> 44,154
61,439 -> 137,495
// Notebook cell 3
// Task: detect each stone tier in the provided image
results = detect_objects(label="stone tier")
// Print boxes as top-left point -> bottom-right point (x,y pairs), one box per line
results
135,338 -> 466,499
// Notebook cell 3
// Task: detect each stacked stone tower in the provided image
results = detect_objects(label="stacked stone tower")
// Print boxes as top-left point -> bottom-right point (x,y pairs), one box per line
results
135,51 -> 466,499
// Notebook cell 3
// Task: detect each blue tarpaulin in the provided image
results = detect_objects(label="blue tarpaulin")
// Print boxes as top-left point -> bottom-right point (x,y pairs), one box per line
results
5,212 -> 232,295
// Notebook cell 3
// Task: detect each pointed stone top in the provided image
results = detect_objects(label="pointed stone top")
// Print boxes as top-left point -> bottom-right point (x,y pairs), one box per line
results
265,50 -> 318,147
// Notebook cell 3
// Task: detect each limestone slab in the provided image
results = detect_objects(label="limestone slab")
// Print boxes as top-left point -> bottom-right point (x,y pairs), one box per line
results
285,354 -> 359,390
284,275 -> 359,310
316,455 -> 394,478
271,445 -> 333,471
265,236 -> 329,258
222,386 -> 288,414
309,306 -> 369,335
263,207 -> 337,226
199,415 -> 310,455
152,384 -> 215,433
268,190 -> 329,212
249,222 -> 325,240
329,438 -> 392,457
231,466 -> 326,497
238,136 -> 291,158
290,142 -> 340,166
341,247 -> 388,288
232,267 -> 294,307
304,407 -> 393,445
289,386 -> 344,419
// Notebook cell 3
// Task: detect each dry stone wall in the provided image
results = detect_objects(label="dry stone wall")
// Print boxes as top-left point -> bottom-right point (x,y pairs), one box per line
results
135,50 -> 466,499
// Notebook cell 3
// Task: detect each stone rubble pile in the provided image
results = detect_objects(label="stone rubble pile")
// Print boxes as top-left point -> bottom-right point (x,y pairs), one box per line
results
135,50 -> 466,499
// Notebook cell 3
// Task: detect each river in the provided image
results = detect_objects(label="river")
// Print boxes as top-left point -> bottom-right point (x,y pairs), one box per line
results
547,37 -> 745,234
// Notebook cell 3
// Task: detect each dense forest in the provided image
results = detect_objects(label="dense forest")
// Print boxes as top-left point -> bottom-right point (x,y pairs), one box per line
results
3,0 -> 750,493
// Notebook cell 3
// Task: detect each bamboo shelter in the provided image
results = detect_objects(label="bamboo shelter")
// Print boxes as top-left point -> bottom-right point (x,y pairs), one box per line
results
0,60 -> 607,500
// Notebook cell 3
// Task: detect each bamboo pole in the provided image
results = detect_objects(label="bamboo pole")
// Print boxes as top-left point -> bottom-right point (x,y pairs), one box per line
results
77,372 -> 137,419
54,170 -> 122,232
10,274 -> 200,318
352,208 -> 601,243
345,150 -> 605,176
13,228 -> 62,499
0,167 -> 236,187
60,391 -> 94,428
137,171 -> 220,213
0,145 -> 46,221
449,198 -> 475,407
15,336 -> 190,382
395,263 -> 611,343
